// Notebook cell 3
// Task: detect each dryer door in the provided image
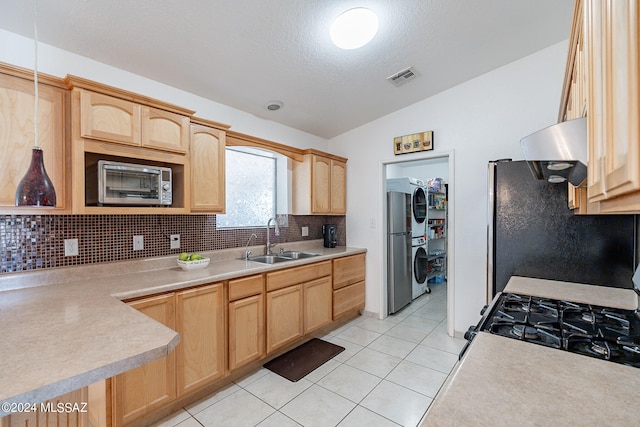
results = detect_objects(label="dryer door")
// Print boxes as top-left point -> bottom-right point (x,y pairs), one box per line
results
413,246 -> 429,284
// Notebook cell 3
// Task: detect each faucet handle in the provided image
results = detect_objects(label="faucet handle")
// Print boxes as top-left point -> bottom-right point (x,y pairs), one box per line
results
245,250 -> 252,259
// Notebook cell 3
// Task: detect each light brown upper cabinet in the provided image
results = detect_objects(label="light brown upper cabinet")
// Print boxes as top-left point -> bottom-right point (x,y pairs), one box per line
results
293,151 -> 347,215
0,65 -> 70,213
580,0 -> 640,212
79,90 -> 189,154
560,0 -> 589,213
66,76 -> 195,214
190,118 -> 228,213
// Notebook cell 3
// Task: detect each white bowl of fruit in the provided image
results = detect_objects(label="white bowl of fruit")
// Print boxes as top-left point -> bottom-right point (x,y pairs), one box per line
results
177,253 -> 210,270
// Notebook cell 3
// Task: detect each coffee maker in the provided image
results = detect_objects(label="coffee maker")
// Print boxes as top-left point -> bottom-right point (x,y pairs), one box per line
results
323,224 -> 337,248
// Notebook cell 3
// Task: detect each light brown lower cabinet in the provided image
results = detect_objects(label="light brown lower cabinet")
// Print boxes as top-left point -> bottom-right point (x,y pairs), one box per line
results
266,284 -> 304,354
228,275 -> 265,371
112,294 -> 176,426
175,283 -> 225,397
303,276 -> 333,334
265,261 -> 333,354
83,254 -> 365,426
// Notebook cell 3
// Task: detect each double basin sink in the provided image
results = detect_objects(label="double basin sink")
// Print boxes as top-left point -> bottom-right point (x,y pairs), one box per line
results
245,251 -> 320,264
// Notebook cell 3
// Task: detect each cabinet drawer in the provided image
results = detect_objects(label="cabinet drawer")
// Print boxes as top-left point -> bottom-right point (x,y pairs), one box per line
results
266,261 -> 331,292
333,254 -> 365,289
229,274 -> 264,301
333,280 -> 365,319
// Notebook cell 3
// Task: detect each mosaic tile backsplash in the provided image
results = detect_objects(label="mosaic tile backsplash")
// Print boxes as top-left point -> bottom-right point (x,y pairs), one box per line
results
0,214 -> 346,274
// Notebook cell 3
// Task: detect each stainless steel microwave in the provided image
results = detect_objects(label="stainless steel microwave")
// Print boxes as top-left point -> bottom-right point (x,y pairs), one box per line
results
86,160 -> 172,206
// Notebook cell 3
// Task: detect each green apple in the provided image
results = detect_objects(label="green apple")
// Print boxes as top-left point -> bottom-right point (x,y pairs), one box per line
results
178,252 -> 190,261
190,253 -> 203,261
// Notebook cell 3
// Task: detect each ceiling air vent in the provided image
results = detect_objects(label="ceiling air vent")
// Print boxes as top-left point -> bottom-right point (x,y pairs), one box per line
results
387,66 -> 419,87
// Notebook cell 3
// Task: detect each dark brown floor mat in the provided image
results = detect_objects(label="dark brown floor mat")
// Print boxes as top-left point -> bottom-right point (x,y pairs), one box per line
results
263,338 -> 345,382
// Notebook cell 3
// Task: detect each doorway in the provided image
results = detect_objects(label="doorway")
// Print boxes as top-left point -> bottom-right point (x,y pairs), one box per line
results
381,152 -> 454,337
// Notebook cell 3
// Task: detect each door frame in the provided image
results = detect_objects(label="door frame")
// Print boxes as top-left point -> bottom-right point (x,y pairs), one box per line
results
380,150 -> 455,337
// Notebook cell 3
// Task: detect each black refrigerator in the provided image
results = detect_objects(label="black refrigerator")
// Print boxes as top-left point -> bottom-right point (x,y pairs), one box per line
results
487,159 -> 638,298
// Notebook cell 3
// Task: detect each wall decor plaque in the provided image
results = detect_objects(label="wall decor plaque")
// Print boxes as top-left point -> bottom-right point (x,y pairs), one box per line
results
393,131 -> 433,155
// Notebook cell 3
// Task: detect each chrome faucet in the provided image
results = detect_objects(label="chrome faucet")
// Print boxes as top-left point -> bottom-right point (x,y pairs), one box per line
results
244,233 -> 258,260
266,217 -> 280,255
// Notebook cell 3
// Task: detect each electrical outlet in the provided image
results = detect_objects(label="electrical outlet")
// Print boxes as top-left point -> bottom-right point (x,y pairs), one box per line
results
133,235 -> 144,251
64,238 -> 79,256
369,218 -> 376,228
170,234 -> 180,249
301,226 -> 309,237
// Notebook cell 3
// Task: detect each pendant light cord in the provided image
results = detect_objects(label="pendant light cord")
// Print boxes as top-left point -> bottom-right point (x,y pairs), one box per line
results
33,0 -> 39,148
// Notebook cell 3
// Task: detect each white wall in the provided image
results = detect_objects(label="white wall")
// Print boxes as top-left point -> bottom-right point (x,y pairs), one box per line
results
0,29 -> 327,152
328,41 -> 568,334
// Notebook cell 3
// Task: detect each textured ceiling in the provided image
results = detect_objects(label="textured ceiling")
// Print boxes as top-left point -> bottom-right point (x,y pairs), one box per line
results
0,0 -> 575,139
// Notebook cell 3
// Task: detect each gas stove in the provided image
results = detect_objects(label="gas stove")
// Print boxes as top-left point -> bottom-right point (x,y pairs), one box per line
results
463,292 -> 640,368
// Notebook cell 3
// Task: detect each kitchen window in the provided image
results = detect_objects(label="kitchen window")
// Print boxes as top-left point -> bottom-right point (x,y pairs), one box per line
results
217,147 -> 277,228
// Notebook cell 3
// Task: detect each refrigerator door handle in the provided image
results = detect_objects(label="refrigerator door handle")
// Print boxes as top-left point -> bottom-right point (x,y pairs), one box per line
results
487,161 -> 497,302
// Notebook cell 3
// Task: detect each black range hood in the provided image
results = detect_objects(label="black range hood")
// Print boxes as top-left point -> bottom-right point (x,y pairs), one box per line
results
520,117 -> 587,186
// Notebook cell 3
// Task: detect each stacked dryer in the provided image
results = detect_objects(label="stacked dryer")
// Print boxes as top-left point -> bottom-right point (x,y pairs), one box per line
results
386,177 -> 430,298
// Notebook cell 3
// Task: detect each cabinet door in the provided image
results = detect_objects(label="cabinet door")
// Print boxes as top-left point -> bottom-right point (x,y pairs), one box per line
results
311,155 -> 331,213
229,293 -> 265,371
190,123 -> 226,212
330,159 -> 347,214
0,73 -> 68,210
601,0 -> 640,198
266,285 -> 303,354
142,106 -> 190,153
113,294 -> 175,426
585,0 -> 608,202
175,283 -> 225,397
303,276 -> 332,334
80,90 -> 141,146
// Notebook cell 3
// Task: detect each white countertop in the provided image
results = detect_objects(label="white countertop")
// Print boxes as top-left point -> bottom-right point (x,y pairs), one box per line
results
0,242 -> 365,415
421,276 -> 640,426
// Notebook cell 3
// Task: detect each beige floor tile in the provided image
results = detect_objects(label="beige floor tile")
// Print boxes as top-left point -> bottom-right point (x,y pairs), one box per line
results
174,417 -> 204,427
317,363 -> 382,403
337,406 -> 402,427
356,316 -> 398,334
345,347 -> 402,378
281,384 -> 356,427
420,330 -> 466,355
244,371 -> 313,409
360,380 -> 433,427
256,411 -> 302,426
336,325 -> 382,346
234,367 -> 270,388
386,360 -> 449,398
399,314 -> 441,331
405,344 -> 459,374
385,323 -> 432,344
367,334 -> 418,359
193,388 -> 274,427
303,357 -> 342,382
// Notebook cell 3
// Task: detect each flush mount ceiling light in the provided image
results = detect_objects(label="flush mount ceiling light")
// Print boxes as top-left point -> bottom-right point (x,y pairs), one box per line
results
265,101 -> 283,111
330,7 -> 378,50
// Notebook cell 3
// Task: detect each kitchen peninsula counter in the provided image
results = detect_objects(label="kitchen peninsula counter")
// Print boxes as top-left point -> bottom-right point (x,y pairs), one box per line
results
0,242 -> 365,415
421,276 -> 640,426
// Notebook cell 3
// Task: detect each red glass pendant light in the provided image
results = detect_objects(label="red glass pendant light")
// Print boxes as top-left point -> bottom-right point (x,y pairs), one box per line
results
15,0 -> 56,207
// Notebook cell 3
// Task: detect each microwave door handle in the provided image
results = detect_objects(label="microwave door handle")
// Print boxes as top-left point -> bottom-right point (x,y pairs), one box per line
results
102,165 -> 161,174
